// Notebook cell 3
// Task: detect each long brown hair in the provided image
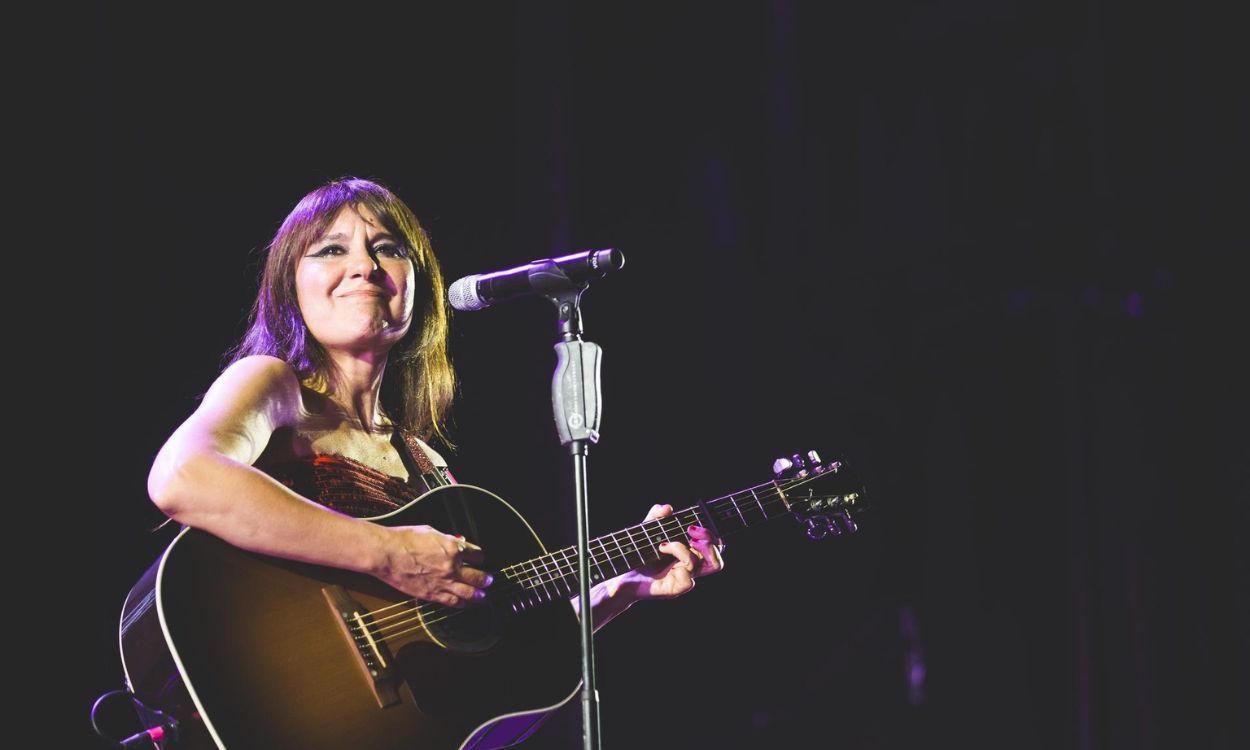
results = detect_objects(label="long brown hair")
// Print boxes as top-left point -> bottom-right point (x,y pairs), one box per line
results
228,177 -> 455,444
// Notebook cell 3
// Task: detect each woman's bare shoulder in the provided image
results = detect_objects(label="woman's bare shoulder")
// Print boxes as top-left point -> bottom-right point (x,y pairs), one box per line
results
218,354 -> 299,381
211,355 -> 299,390
198,355 -> 304,426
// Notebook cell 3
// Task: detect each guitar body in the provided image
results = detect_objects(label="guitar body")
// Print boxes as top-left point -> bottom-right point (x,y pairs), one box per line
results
120,485 -> 583,750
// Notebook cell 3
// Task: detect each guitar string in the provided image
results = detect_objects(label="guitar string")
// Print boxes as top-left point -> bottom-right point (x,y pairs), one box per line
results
355,516 -> 710,644
353,469 -> 842,635
361,489 -> 770,626
355,496 -> 797,644
351,490 -> 804,644
357,509 -> 713,633
344,470 -> 850,648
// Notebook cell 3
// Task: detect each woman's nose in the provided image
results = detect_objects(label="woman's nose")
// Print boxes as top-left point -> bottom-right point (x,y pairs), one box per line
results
349,248 -> 381,276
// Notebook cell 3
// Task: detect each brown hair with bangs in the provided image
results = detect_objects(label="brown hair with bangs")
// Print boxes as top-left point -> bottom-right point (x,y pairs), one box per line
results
228,176 -> 455,445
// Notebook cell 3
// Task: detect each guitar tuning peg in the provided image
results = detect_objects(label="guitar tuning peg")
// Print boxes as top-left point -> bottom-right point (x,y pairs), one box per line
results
804,518 -> 828,540
772,457 -> 794,478
807,450 -> 822,465
790,453 -> 807,469
804,516 -> 841,540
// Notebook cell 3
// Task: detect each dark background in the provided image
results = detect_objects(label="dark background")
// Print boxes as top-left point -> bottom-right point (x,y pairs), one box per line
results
85,2 -> 1246,748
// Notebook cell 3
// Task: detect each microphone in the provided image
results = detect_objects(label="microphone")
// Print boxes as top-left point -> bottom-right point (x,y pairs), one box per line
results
447,248 -> 624,311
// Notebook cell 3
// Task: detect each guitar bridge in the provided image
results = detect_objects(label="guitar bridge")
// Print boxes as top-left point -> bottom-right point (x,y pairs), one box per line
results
322,586 -> 402,708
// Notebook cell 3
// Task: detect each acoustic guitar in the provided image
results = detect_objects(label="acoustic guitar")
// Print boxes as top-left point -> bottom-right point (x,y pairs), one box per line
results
119,452 -> 866,749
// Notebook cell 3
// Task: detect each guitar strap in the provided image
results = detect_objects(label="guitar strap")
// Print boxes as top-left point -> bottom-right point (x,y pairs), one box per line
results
392,429 -> 453,491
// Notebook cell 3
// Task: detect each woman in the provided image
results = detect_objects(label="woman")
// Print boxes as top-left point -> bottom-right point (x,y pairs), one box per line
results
148,175 -> 723,630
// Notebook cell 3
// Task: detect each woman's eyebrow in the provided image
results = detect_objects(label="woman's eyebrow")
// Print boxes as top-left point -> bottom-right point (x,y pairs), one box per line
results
311,231 -> 398,244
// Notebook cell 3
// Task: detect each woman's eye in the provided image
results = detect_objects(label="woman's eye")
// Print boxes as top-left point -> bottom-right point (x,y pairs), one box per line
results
375,244 -> 408,258
309,244 -> 345,257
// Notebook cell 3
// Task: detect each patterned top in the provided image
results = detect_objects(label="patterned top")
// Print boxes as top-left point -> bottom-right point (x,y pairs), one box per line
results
258,431 -> 453,518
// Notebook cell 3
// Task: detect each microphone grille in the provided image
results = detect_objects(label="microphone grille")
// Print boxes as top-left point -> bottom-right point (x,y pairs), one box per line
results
447,276 -> 486,311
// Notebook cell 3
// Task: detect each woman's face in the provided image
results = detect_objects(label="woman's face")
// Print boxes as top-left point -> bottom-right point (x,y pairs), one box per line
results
295,203 -> 416,355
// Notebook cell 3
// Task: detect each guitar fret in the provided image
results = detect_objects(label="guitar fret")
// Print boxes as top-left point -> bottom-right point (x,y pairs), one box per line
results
748,488 -> 768,519
769,480 -> 790,513
617,528 -> 635,565
640,524 -> 660,557
650,520 -> 673,544
535,555 -> 555,594
662,517 -> 684,543
565,547 -> 583,589
735,490 -> 765,525
552,550 -> 574,595
704,498 -> 740,533
615,531 -> 643,568
521,559 -> 539,600
590,539 -> 609,583
551,548 -> 567,580
600,535 -> 623,576
631,529 -> 648,566
626,525 -> 657,562
771,487 -> 790,513
531,556 -> 548,587
528,559 -> 554,601
550,543 -> 609,590
661,518 -> 680,544
558,548 -> 574,585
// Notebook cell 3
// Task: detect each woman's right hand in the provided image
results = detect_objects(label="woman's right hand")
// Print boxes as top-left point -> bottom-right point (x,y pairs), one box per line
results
374,525 -> 493,607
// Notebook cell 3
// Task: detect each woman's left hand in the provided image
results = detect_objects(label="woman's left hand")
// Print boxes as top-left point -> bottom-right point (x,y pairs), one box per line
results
621,503 -> 725,601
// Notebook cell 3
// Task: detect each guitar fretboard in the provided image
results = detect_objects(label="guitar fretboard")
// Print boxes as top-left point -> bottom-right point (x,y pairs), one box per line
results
496,479 -> 792,612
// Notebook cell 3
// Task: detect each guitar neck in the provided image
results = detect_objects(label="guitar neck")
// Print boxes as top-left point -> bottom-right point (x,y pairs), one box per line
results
496,479 -> 791,602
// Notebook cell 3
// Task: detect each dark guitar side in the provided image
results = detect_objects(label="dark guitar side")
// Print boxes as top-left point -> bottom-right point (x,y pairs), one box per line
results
120,485 -> 584,750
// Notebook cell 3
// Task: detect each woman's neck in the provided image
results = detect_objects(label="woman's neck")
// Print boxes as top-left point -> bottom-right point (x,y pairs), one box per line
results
320,351 -> 391,431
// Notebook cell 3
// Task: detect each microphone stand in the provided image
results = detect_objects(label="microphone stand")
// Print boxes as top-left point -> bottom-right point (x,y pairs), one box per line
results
541,265 -> 605,750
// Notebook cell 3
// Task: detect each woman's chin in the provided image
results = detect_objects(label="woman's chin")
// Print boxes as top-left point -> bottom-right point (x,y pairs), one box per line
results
315,325 -> 397,353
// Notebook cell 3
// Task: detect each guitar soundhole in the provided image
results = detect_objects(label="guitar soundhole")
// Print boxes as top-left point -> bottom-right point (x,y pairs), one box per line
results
425,599 -> 505,653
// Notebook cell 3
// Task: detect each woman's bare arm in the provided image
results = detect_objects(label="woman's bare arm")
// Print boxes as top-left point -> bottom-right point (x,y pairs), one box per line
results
147,355 -> 490,607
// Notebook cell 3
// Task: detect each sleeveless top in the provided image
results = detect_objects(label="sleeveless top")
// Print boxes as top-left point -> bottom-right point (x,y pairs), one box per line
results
257,429 -> 454,518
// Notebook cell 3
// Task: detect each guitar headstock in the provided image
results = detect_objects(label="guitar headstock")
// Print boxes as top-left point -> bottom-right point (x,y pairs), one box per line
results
772,450 -> 868,540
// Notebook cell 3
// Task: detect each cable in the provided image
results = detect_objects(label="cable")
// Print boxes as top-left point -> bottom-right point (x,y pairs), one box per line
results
90,687 -> 180,748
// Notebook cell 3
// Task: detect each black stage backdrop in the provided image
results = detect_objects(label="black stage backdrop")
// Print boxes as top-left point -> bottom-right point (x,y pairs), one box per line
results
85,2 -> 1245,749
